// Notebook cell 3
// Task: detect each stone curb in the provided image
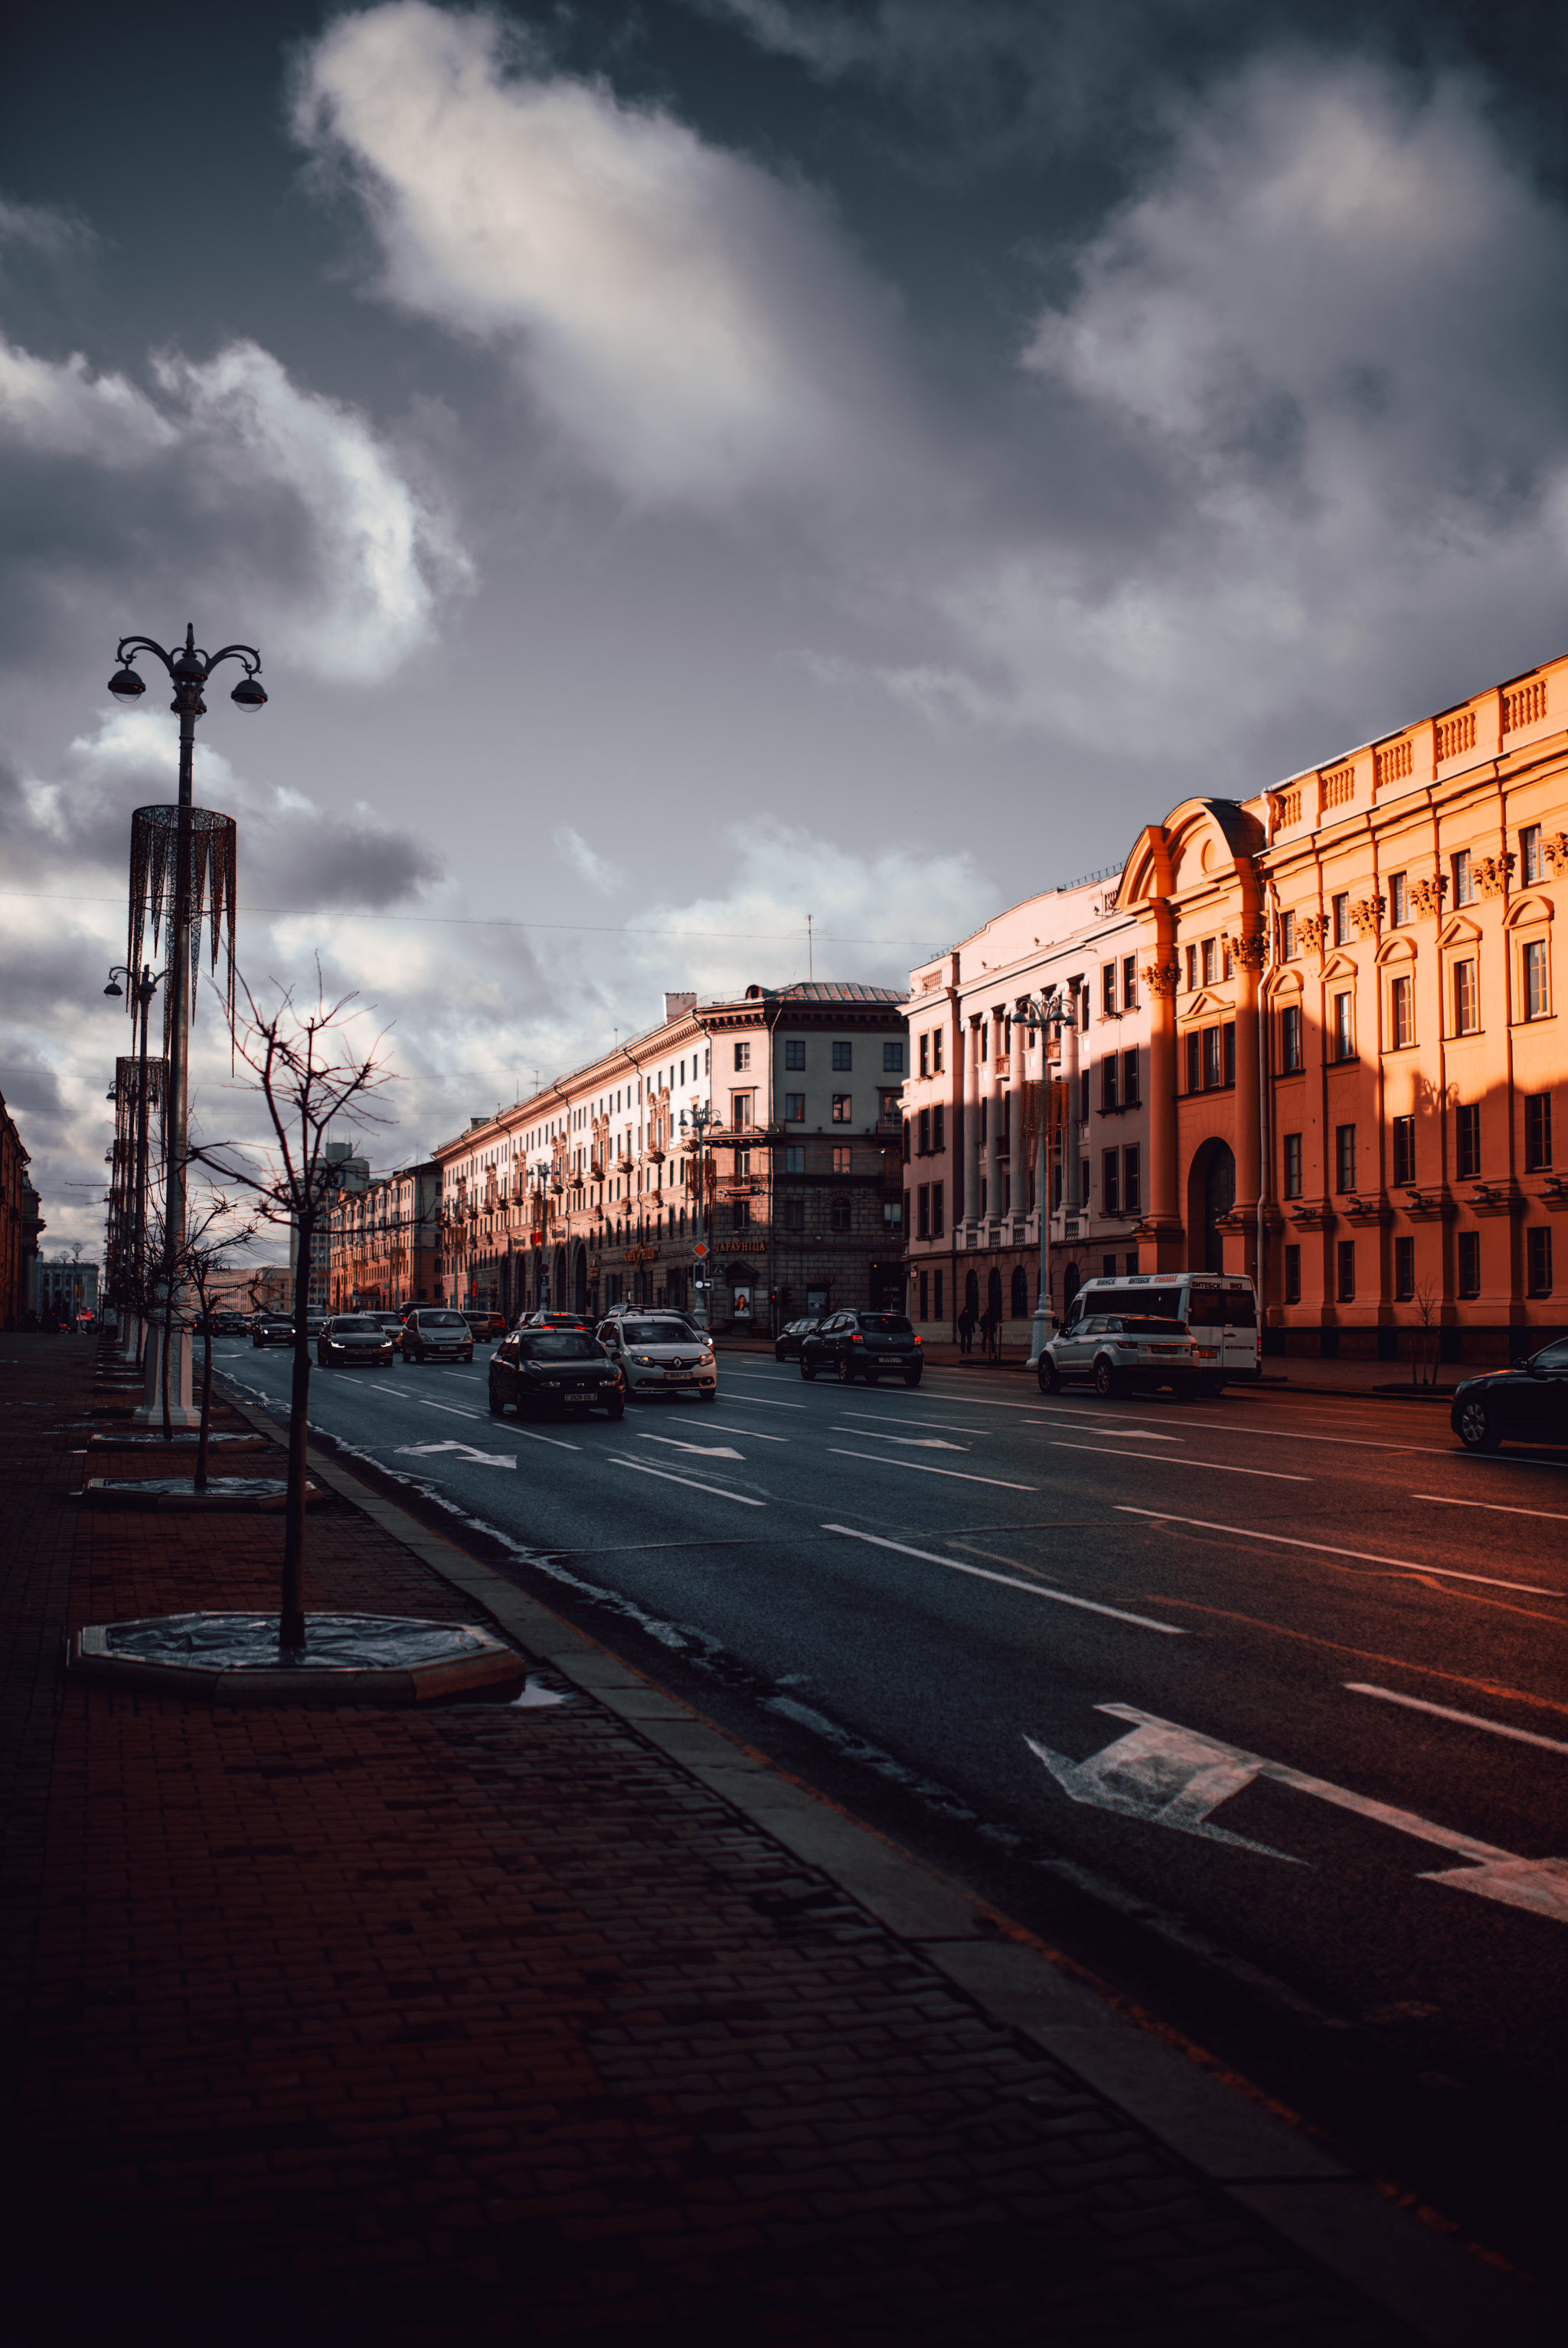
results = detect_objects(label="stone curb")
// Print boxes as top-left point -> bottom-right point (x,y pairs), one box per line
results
211,1375 -> 1557,2347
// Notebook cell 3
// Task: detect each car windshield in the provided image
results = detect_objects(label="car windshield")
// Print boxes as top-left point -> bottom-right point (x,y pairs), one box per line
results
1530,1341 -> 1568,1371
621,1320 -> 694,1345
372,1314 -> 402,1327
418,1311 -> 468,1328
856,1314 -> 912,1333
520,1333 -> 600,1360
331,1318 -> 382,1334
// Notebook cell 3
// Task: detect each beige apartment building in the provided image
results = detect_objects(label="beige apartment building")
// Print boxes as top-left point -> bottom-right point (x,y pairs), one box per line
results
434,982 -> 907,1333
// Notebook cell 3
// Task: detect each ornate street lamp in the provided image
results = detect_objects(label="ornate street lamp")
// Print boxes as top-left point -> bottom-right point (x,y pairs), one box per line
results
1019,985 -> 1079,1367
678,1102 -> 720,1327
103,961 -> 166,1347
107,623 -> 263,1422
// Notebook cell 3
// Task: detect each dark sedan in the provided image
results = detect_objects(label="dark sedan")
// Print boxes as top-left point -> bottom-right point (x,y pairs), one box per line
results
800,1309 -> 923,1386
403,1308 -> 475,1364
1452,1339 -> 1568,1451
317,1314 -> 397,1368
252,1313 -> 296,1348
489,1327 -> 625,1420
774,1316 -> 822,1363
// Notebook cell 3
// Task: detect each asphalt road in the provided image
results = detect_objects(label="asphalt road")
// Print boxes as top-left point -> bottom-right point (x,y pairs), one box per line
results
216,1335 -> 1568,2278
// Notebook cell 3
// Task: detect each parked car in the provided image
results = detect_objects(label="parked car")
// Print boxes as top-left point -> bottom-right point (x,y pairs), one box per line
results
402,1308 -> 475,1364
462,1309 -> 507,1342
774,1315 -> 822,1363
489,1327 -> 626,1420
1037,1314 -> 1200,1399
368,1311 -> 407,1349
317,1314 -> 397,1369
1452,1341 -> 1568,1452
253,1312 -> 296,1348
595,1314 -> 717,1401
800,1311 -> 923,1386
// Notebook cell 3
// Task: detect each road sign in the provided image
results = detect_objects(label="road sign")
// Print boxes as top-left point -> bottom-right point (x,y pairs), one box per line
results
691,1241 -> 709,1259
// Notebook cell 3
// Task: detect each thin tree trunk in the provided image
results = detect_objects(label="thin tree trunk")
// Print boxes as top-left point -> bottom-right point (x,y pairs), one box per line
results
280,1216 -> 313,1651
160,1279 -> 174,1442
195,1312 -> 213,1492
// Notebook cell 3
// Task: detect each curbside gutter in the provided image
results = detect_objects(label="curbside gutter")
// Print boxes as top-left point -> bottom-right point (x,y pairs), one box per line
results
212,1375 -> 1556,2348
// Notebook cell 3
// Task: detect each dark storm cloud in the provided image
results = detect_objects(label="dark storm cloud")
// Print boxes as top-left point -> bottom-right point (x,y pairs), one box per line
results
0,1052 -> 62,1120
247,808 -> 443,911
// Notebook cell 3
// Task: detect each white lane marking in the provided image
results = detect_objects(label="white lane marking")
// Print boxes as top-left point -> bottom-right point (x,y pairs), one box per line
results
694,1421 -> 789,1442
1027,1702 -> 1568,1922
509,1424 -> 582,1452
827,1448 -> 1036,1491
1027,1422 -> 1183,1441
608,1456 -> 766,1506
416,1398 -> 487,1422
830,1425 -> 971,1452
821,1525 -> 1184,1634
837,1412 -> 989,1436
1050,1443 -> 1308,1482
1345,1683 -> 1568,1756
394,1439 -> 515,1469
1025,1403 -> 1434,1455
1412,1491 -> 1568,1525
708,1388 -> 805,1409
638,1433 -> 745,1461
1116,1504 -> 1561,1595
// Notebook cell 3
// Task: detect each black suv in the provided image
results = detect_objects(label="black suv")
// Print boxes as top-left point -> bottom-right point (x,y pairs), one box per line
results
801,1310 -> 923,1386
490,1326 -> 625,1420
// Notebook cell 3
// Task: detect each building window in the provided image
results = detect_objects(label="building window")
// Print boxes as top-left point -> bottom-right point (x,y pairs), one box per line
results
1333,991 -> 1354,1059
1452,849 -> 1473,906
1393,1115 -> 1416,1187
918,1034 -> 929,1078
1279,1003 -> 1302,1070
784,1146 -> 804,1174
933,1269 -> 943,1321
1102,1150 -> 1120,1214
932,1181 -> 945,1236
829,1196 -> 851,1233
784,1092 -> 805,1122
1101,1056 -> 1119,1112
884,1040 -> 903,1073
831,1095 -> 852,1123
1283,1133 -> 1302,1198
917,1184 -> 930,1239
1203,1027 -> 1221,1089
731,1092 -> 753,1128
1524,938 -> 1549,1021
1455,1102 -> 1481,1179
1389,973 -> 1413,1050
1336,1239 -> 1356,1301
1122,1048 -> 1139,1105
1285,1243 -> 1302,1304
916,1106 -> 930,1154
731,1199 -> 750,1231
1185,943 -> 1198,991
781,1197 -> 805,1230
1389,872 -> 1408,927
1102,964 -> 1116,1017
733,1040 -> 751,1071
1452,958 -> 1478,1035
1186,1031 -> 1201,1092
933,1030 -> 944,1073
1122,1148 -> 1140,1215
1394,1236 -> 1415,1301
785,1038 -> 805,1070
879,1090 -> 900,1125
1332,893 -> 1350,946
933,1104 -> 946,1151
1528,1226 -> 1553,1296
1202,938 -> 1217,985
1458,1230 -> 1481,1296
1280,909 -> 1297,960
1335,1124 -> 1357,1192
885,1199 -> 903,1233
1526,1093 -> 1553,1171
1224,1023 -> 1236,1086
832,1146 -> 852,1174
919,1269 -> 929,1320
1122,955 -> 1138,1010
831,1041 -> 852,1071
1521,824 -> 1544,885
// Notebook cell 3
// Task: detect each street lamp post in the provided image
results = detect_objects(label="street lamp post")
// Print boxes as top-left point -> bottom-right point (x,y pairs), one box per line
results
679,1103 -> 719,1328
107,625 -> 263,1423
103,962 -> 166,1357
1021,985 -> 1077,1367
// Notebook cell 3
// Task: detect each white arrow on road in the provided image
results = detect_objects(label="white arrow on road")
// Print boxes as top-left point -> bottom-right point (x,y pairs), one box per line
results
394,1440 -> 516,1469
1027,1703 -> 1568,1922
831,1429 -> 969,1452
638,1433 -> 745,1461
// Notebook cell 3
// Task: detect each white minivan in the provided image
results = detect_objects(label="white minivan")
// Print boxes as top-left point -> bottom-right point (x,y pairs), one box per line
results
1056,1272 -> 1259,1393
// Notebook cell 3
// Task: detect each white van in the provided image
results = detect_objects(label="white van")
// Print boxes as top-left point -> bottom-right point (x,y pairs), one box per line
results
1057,1272 -> 1259,1393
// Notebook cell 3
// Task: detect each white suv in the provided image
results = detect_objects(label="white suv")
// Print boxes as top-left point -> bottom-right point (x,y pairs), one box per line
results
1038,1314 -> 1200,1399
596,1314 -> 717,1402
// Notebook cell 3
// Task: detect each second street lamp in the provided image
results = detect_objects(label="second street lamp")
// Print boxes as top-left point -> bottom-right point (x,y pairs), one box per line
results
103,961 -> 165,1356
109,622 -> 263,1425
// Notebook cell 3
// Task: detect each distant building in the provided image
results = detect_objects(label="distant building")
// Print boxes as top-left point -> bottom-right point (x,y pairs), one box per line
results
325,1161 -> 441,1311
434,981 -> 908,1334
36,1256 -> 99,1323
0,1091 -> 41,1327
289,1141 -> 368,1308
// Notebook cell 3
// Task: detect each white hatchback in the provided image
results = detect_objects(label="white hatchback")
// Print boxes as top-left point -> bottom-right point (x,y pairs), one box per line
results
596,1314 -> 717,1402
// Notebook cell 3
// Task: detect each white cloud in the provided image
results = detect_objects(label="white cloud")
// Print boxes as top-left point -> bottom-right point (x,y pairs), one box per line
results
296,2 -> 917,508
553,824 -> 622,894
0,331 -> 175,463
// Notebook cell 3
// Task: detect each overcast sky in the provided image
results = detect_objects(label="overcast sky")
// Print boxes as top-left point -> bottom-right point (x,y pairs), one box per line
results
5,0 -> 1568,1250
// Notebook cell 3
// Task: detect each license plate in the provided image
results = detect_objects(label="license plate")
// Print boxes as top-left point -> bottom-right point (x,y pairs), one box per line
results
877,1357 -> 903,1366
665,1370 -> 694,1381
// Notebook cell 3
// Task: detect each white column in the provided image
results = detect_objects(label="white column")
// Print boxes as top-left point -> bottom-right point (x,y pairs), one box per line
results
983,1009 -> 1001,1230
964,1016 -> 982,1230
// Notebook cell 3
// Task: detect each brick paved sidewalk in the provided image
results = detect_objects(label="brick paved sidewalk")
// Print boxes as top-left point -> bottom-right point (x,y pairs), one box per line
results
0,1337 -> 1540,2346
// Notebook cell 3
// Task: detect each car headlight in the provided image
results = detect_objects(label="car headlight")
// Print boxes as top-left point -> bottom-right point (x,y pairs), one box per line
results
634,1354 -> 657,1366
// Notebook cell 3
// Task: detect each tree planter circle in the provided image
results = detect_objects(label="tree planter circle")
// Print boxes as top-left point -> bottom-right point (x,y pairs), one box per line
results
67,1611 -> 527,1706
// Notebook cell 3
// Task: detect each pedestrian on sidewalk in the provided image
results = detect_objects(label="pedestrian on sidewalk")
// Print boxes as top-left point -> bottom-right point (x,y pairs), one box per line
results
957,1304 -> 975,1355
978,1305 -> 996,1360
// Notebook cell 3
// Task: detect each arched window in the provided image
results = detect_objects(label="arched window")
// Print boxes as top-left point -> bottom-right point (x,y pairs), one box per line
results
1011,1265 -> 1028,1319
830,1196 -> 851,1234
902,1117 -> 910,1163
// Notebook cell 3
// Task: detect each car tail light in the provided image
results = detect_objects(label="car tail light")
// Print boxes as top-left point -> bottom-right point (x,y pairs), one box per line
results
851,1334 -> 864,1344
913,1334 -> 922,1346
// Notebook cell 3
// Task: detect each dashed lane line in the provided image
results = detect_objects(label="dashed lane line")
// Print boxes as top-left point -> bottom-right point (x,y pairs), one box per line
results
607,1455 -> 766,1506
826,1448 -> 1036,1492
1411,1491 -> 1568,1524
1345,1683 -> 1568,1757
1050,1442 -> 1308,1481
1116,1505 -> 1563,1596
821,1524 -> 1185,1634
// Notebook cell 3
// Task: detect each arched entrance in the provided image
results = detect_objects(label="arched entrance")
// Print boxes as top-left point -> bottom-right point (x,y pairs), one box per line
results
964,1269 -> 979,1318
1061,1261 -> 1080,1317
986,1268 -> 1003,1323
1011,1265 -> 1028,1319
1188,1139 -> 1236,1275
573,1243 -> 589,1314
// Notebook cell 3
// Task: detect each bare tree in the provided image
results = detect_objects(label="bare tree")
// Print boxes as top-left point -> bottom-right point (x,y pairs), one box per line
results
179,1193 -> 258,1487
1410,1276 -> 1442,1389
193,970 -> 394,1651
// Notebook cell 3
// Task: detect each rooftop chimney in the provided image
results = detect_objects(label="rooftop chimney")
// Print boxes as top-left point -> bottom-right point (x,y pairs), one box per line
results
664,991 -> 697,1024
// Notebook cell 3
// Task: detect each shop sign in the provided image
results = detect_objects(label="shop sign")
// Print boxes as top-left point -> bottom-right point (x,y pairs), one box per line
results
624,1245 -> 661,1263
